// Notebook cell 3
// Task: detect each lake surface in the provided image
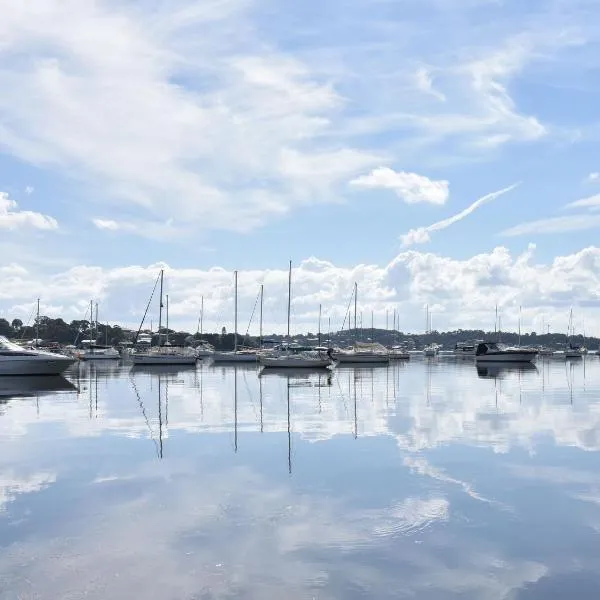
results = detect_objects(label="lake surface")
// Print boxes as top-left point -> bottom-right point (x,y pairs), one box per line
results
2,357 -> 600,599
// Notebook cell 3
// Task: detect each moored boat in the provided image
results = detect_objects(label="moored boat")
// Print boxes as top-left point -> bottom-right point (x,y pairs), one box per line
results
0,336 -> 75,376
475,341 -> 537,363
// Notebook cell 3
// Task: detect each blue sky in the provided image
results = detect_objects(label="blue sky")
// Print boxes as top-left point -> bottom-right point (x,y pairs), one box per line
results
1,0 -> 600,334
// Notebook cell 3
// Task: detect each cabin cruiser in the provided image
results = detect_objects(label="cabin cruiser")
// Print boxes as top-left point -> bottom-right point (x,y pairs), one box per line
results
453,342 -> 477,356
475,342 -> 537,363
333,342 -> 390,364
0,336 -> 75,375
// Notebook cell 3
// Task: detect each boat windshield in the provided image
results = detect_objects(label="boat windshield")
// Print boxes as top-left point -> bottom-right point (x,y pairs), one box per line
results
0,336 -> 29,352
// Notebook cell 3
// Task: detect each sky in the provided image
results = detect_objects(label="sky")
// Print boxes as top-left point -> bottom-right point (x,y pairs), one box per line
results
1,0 -> 600,336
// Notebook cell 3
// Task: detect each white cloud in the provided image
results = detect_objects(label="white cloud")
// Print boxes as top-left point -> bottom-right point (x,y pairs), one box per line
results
3,243 -> 600,335
350,167 -> 449,205
401,183 -> 519,246
92,217 -> 184,240
587,172 -> 599,182
25,186 -> 34,195
0,471 -> 56,511
565,193 -> 600,210
502,214 -> 600,237
0,192 -> 58,231
415,67 -> 446,102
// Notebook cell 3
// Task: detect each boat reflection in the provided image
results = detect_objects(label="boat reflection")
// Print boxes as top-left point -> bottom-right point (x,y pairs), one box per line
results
476,363 -> 538,379
0,375 -> 77,399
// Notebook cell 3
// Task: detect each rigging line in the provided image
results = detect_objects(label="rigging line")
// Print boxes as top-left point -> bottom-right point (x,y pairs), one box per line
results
129,375 -> 161,459
20,303 -> 37,341
340,285 -> 355,333
244,287 -> 261,341
133,271 -> 161,345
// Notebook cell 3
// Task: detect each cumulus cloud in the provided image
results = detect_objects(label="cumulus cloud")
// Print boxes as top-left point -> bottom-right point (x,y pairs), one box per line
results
3,243 -> 600,335
350,168 -> 449,205
0,192 -> 58,231
401,183 -> 519,246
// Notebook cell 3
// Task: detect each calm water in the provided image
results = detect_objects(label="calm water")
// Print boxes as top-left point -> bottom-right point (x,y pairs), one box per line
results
1,357 -> 600,599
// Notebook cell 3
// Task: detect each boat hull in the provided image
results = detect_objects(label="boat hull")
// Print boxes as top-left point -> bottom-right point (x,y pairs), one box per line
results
212,352 -> 257,363
475,352 -> 537,363
259,356 -> 332,368
78,353 -> 120,361
131,354 -> 197,365
389,353 -> 410,360
0,355 -> 76,376
334,353 -> 389,364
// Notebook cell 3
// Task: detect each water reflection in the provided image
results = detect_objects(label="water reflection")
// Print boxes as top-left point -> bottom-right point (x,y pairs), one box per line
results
1,359 -> 600,598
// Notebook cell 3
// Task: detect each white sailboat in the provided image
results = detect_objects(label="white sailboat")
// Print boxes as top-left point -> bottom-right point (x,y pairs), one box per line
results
132,271 -> 197,366
212,271 -> 258,363
75,301 -> 120,360
194,296 -> 215,357
333,283 -> 389,364
423,305 -> 439,356
565,308 -> 585,359
259,262 -> 334,369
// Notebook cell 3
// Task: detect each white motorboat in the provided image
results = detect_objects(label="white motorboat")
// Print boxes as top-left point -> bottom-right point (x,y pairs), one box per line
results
453,342 -> 477,356
475,342 -> 537,363
0,336 -> 75,375
334,342 -> 390,364
75,344 -> 120,361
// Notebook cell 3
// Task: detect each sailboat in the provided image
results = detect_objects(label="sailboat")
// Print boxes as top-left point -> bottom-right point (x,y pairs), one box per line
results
565,308 -> 585,359
132,270 -> 197,366
212,271 -> 257,363
75,301 -> 120,360
259,262 -> 334,369
194,296 -> 215,357
333,283 -> 389,364
423,305 -> 439,357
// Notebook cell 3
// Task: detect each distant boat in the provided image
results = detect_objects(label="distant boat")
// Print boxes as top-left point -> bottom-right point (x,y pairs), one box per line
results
75,341 -> 120,361
424,344 -> 440,357
259,262 -> 335,370
475,342 -> 537,363
132,270 -> 197,366
388,346 -> 410,360
212,270 -> 258,363
453,342 -> 477,356
565,308 -> 585,359
332,284 -> 389,364
0,336 -> 75,375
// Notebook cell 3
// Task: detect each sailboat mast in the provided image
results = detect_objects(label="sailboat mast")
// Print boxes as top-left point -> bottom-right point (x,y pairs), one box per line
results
36,298 -> 40,347
259,284 -> 264,349
95,303 -> 99,342
354,282 -> 358,342
200,295 -> 204,337
495,304 -> 498,340
234,270 -> 238,352
287,261 -> 292,341
166,294 -> 169,345
90,300 -> 93,342
318,304 -> 322,347
518,305 -> 522,347
157,269 -> 164,346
